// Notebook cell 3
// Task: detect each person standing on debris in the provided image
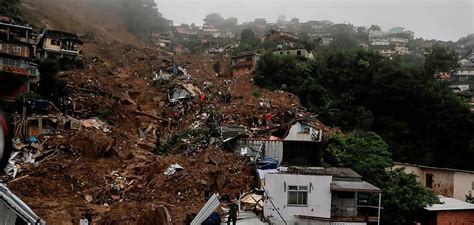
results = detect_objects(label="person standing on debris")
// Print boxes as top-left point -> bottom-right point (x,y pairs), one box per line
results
227,198 -> 239,225
79,214 -> 89,225
265,112 -> 273,128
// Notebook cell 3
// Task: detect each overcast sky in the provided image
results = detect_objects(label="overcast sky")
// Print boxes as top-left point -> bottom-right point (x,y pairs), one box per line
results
155,0 -> 473,41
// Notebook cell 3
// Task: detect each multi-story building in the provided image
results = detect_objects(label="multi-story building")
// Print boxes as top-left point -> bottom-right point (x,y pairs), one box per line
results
35,28 -> 83,60
264,167 -> 382,225
0,16 -> 39,101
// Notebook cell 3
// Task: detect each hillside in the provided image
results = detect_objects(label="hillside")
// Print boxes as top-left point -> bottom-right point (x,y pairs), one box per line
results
2,1 -> 329,224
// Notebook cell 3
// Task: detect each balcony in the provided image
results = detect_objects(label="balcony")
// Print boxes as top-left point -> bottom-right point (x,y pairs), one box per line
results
331,205 -> 380,223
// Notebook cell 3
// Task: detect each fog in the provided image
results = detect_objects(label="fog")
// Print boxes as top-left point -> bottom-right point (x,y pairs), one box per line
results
155,0 -> 473,41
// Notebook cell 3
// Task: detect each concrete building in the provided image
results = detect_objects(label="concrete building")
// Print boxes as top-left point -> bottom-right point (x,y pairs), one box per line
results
419,196 -> 474,225
234,122 -> 323,164
35,28 -> 83,60
273,49 -> 314,60
264,167 -> 381,225
394,163 -> 474,201
0,16 -> 40,101
230,50 -> 262,77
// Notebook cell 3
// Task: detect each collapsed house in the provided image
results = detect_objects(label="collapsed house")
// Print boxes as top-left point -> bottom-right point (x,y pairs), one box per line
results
230,50 -> 262,77
168,83 -> 202,103
0,183 -> 46,225
228,121 -> 323,165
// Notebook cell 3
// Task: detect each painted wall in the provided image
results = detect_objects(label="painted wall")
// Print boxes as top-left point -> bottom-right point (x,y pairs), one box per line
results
393,164 -> 474,200
44,37 -> 61,51
0,42 -> 30,58
0,199 -> 20,225
264,173 -> 332,224
235,139 -> 283,162
284,122 -> 322,142
453,172 -> 474,201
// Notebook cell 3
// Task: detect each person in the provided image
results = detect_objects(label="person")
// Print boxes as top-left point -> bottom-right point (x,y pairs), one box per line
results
264,112 -> 273,127
227,198 -> 238,225
79,214 -> 89,225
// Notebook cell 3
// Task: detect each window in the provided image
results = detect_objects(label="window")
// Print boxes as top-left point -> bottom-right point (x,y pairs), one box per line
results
287,51 -> 290,55
288,185 -> 308,206
338,192 -> 355,199
297,50 -> 302,56
471,181 -> 474,190
426,174 -> 433,188
50,39 -> 61,46
358,193 -> 369,205
280,51 -> 283,55
0,43 -> 2,51
13,46 -> 21,53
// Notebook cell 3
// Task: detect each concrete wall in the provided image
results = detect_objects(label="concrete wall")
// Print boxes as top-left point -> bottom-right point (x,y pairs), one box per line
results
436,210 -> 474,225
264,173 -> 332,224
44,37 -> 61,51
453,172 -> 474,201
235,139 -> 284,162
331,192 -> 357,217
284,122 -> 321,142
394,164 -> 474,200
274,49 -> 312,59
0,199 -> 20,225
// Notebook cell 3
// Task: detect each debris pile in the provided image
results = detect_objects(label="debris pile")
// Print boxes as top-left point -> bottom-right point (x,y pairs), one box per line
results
3,44 -> 332,224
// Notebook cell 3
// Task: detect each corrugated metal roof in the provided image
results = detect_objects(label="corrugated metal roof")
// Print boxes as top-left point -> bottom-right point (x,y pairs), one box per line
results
425,195 -> 474,211
0,183 -> 46,224
331,180 -> 381,193
278,167 -> 362,179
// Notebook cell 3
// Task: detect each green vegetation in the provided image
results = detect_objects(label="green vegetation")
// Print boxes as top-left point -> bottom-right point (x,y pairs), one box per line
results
323,132 -> 439,225
0,0 -> 21,17
37,60 -> 69,106
255,46 -> 474,170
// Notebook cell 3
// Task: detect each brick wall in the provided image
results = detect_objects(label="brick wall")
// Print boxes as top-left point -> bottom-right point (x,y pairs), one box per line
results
437,210 -> 474,225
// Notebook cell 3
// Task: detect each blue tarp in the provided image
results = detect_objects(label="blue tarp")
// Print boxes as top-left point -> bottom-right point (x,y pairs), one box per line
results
258,157 -> 279,170
201,212 -> 221,225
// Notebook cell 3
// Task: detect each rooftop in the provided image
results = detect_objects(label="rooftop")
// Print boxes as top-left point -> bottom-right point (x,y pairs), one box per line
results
425,196 -> 474,211
331,180 -> 381,193
277,167 -> 363,179
394,162 -> 474,175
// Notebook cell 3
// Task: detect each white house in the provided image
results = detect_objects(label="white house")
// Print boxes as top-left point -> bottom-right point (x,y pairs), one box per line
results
273,49 -> 314,60
264,167 -> 381,225
0,183 -> 45,225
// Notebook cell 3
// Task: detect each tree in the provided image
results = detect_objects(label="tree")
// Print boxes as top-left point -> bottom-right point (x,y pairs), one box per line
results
330,33 -> 359,49
225,17 -> 238,27
204,13 -> 225,26
37,60 -> 69,105
290,17 -> 300,24
369,25 -> 382,31
323,131 -> 392,178
254,47 -> 474,170
0,0 -> 21,17
323,131 -> 438,225
380,169 -> 439,224
423,45 -> 458,76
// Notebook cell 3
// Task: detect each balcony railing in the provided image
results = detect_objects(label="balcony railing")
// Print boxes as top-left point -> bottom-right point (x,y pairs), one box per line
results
331,206 -> 380,222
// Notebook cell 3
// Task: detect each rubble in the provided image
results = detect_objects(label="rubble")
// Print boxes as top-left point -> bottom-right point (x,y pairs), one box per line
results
2,44 -> 333,224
